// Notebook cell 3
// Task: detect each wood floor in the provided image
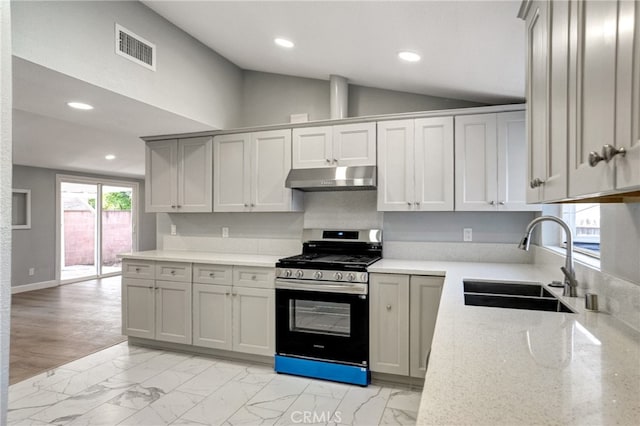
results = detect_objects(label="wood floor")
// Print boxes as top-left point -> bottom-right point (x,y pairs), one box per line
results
10,276 -> 126,385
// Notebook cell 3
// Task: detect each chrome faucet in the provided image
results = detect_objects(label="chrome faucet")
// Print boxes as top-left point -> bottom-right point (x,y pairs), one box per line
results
518,216 -> 578,297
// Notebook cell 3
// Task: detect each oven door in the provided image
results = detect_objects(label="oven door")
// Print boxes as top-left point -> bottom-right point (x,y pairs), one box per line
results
275,280 -> 369,366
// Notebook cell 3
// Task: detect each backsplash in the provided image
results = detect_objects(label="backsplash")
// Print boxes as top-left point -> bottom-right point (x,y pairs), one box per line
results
384,241 -> 533,263
534,246 -> 640,333
162,235 -> 301,257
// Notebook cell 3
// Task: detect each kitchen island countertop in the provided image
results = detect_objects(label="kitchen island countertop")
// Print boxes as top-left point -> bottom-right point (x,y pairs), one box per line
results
369,259 -> 640,425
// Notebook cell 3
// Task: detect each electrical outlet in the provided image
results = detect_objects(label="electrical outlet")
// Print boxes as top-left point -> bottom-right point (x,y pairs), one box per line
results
222,227 -> 229,238
170,224 -> 177,236
28,267 -> 35,276
463,228 -> 473,242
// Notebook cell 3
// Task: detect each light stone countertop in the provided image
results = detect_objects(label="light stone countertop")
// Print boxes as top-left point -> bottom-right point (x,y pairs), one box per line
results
117,250 -> 282,268
369,259 -> 640,425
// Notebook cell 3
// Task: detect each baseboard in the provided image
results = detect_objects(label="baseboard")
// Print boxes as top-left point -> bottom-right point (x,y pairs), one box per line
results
11,280 -> 59,294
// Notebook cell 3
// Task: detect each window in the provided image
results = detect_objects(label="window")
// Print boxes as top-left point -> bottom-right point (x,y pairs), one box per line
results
561,203 -> 600,257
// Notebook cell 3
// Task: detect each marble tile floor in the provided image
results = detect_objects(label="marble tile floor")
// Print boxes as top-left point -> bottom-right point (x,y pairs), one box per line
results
8,342 -> 421,426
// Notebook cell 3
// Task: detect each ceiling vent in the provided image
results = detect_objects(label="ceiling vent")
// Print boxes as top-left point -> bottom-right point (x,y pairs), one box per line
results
115,24 -> 156,71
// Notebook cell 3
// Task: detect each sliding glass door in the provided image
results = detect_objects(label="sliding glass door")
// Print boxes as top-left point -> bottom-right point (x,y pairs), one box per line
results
58,176 -> 138,283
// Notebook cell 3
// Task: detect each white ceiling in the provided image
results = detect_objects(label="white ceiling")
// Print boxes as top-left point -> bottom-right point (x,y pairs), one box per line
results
13,58 -> 214,178
143,0 -> 525,103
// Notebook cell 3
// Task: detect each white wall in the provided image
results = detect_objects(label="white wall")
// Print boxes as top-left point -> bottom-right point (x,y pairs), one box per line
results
12,0 -> 243,129
600,203 -> 640,284
0,0 -> 12,421
240,71 -> 484,127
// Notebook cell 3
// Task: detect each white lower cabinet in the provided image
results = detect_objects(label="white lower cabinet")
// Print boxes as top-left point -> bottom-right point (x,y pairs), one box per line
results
122,263 -> 192,344
192,264 -> 275,357
122,277 -> 155,339
193,283 -> 233,350
370,273 -> 443,378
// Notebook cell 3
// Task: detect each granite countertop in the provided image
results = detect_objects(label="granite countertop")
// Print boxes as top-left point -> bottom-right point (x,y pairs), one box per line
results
117,250 -> 282,268
369,259 -> 640,425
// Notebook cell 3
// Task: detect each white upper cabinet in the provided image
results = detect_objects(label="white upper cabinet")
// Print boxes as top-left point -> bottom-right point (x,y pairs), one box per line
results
214,129 -> 301,212
456,112 -> 539,211
377,117 -> 454,211
292,123 -> 376,169
145,137 -> 213,213
524,0 -> 640,201
526,0 -> 569,203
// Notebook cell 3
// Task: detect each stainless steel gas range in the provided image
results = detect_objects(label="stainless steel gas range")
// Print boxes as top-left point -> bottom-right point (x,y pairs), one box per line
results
274,229 -> 382,386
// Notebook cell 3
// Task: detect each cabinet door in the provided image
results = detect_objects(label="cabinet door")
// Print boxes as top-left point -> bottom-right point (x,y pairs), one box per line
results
409,276 -> 443,378
616,0 -> 640,191
525,2 -> 549,204
177,137 -> 213,212
292,126 -> 333,169
333,122 -> 376,166
542,0 -> 570,202
455,114 -> 498,211
414,117 -> 454,211
497,112 -> 540,211
377,120 -> 415,211
569,0 -> 618,197
122,278 -> 155,339
213,133 -> 251,212
232,287 -> 275,356
251,130 -> 295,212
155,280 -> 192,344
193,283 -> 232,350
145,140 -> 178,213
369,273 -> 409,375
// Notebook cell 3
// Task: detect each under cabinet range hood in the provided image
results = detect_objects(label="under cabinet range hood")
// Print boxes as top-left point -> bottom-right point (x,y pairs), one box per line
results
285,165 -> 377,191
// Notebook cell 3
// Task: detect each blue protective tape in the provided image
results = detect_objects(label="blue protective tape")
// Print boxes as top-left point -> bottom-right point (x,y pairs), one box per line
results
274,355 -> 369,386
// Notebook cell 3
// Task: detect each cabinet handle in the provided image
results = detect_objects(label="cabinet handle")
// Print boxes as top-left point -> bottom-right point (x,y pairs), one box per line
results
414,202 -> 420,206
147,286 -> 153,289
332,158 -> 338,164
386,304 -> 392,311
251,275 -> 257,280
209,273 -> 215,277
170,270 -> 176,275
498,201 -> 505,205
250,204 -> 255,207
171,205 -> 176,208
326,159 -> 331,163
135,268 -> 140,272
407,202 -> 412,207
529,178 -> 545,188
488,200 -> 495,205
177,205 -> 182,208
225,292 -> 230,296
244,203 -> 249,207
602,144 -> 626,162
588,151 -> 605,167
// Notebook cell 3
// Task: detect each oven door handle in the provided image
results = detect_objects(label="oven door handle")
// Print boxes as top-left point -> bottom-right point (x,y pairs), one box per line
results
275,279 -> 368,295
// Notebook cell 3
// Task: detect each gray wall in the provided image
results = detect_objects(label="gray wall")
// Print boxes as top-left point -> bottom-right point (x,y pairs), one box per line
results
1,0 -> 12,419
11,165 -> 156,287
12,0 -> 243,129
240,71 -> 484,127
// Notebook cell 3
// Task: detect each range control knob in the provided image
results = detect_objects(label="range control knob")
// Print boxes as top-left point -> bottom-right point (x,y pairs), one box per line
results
295,270 -> 304,278
334,272 -> 343,281
346,273 -> 356,282
284,269 -> 292,278
314,271 -> 323,279
361,273 -> 368,282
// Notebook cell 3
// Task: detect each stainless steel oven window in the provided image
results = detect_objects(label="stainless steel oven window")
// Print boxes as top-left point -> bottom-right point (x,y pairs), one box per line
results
289,299 -> 351,337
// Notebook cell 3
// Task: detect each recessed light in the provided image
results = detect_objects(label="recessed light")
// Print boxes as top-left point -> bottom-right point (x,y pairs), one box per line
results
274,38 -> 294,48
67,101 -> 94,110
398,51 -> 421,62
105,154 -> 116,160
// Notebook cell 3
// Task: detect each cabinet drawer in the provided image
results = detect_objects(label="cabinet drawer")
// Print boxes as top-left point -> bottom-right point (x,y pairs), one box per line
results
122,260 -> 155,279
155,262 -> 192,282
233,266 -> 275,289
193,264 -> 233,285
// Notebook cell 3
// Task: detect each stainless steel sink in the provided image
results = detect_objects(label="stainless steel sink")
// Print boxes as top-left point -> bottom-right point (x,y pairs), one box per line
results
463,280 -> 575,314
